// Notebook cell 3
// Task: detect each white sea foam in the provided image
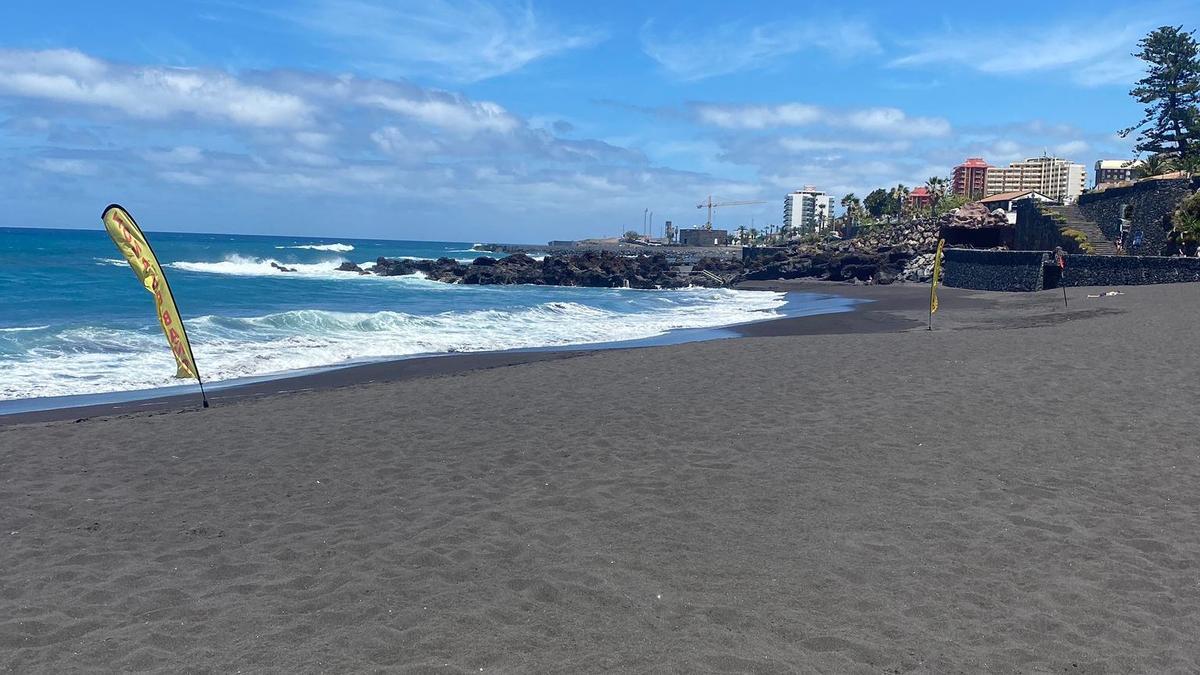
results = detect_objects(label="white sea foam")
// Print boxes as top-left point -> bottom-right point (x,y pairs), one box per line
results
168,254 -> 345,277
0,325 -> 49,333
274,243 -> 355,252
94,257 -> 128,267
165,254 -> 435,281
0,289 -> 787,401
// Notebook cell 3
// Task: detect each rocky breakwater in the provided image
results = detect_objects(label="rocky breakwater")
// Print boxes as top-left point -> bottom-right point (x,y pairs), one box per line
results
337,251 -> 733,288
738,218 -> 941,285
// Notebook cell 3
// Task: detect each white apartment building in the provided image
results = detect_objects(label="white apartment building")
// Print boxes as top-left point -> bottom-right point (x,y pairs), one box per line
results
783,186 -> 834,235
985,156 -> 1087,203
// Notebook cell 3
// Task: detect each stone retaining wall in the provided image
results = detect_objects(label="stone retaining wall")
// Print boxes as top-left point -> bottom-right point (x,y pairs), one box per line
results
942,247 -> 1200,291
1013,202 -> 1064,252
942,248 -> 1048,292
1058,254 -> 1200,287
1076,178 -> 1199,255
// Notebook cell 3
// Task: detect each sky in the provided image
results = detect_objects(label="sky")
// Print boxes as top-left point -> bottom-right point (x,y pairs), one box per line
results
1,0 -> 1196,242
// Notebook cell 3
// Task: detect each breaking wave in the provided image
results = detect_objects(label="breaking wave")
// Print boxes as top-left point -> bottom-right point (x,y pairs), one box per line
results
274,243 -> 355,252
167,255 -> 347,277
0,289 -> 788,400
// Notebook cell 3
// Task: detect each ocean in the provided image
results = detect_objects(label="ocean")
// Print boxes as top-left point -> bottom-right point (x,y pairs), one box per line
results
0,227 -> 855,404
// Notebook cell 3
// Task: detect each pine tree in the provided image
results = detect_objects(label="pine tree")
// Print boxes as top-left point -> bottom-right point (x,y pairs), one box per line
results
1120,26 -> 1200,160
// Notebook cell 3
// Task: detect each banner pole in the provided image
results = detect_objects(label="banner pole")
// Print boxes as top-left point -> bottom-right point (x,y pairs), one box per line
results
928,280 -> 935,331
1055,248 -> 1068,309
928,239 -> 944,331
197,374 -> 210,408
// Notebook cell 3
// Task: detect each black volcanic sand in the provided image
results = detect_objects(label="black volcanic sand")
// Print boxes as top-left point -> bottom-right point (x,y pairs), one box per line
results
2,282 -> 1199,671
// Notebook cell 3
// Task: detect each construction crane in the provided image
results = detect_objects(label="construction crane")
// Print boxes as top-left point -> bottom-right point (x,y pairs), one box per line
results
696,195 -> 768,230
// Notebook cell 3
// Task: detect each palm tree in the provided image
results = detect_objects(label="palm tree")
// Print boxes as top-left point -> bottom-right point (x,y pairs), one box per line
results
840,193 -> 860,225
1177,154 -> 1200,177
890,184 -> 910,219
1135,153 -> 1176,178
925,177 -> 948,218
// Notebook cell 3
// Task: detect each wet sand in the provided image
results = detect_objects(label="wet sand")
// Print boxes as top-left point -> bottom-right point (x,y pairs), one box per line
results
2,282 -> 1199,671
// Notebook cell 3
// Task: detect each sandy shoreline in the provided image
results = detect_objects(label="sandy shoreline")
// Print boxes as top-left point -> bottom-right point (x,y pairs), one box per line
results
2,282 -> 1199,671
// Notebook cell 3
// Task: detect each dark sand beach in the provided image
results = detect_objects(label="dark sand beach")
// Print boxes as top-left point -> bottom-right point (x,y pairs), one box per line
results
2,282 -> 1199,671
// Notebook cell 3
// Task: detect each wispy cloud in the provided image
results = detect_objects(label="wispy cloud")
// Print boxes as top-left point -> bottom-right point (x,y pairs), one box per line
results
641,17 -> 879,81
287,0 -> 604,82
30,157 -> 98,176
361,94 -> 520,135
691,102 -> 951,138
0,49 -> 314,127
890,14 -> 1151,87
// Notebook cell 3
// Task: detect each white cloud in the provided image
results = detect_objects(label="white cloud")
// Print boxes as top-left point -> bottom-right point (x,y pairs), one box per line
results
289,0 -> 603,82
160,170 -> 211,186
691,102 -> 951,138
142,146 -> 204,164
694,103 -> 822,130
294,131 -> 334,149
31,157 -> 98,175
1053,140 -> 1090,156
370,126 -> 442,156
0,49 -> 314,127
891,17 -> 1149,87
841,108 -> 951,138
642,17 -> 879,81
361,94 -> 519,135
778,137 -> 911,154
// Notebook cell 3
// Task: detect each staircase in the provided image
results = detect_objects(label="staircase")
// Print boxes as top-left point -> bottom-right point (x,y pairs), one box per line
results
1042,205 -> 1118,255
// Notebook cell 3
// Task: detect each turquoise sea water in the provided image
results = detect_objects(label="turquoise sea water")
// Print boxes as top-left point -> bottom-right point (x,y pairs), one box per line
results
0,227 -> 855,403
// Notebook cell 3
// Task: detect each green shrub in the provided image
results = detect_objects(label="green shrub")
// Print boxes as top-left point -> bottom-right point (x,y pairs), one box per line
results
1060,228 -> 1095,254
1172,190 -> 1200,241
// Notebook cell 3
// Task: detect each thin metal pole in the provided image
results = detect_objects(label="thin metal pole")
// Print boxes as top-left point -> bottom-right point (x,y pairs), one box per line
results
928,282 -> 935,331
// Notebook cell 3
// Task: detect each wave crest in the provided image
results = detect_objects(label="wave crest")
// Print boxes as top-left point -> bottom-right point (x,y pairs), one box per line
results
0,290 -> 791,401
274,243 -> 355,252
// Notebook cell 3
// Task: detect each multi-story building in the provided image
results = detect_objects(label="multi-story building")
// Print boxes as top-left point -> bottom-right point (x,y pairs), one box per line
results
783,186 -> 834,235
952,158 -> 990,199
1095,159 -> 1143,187
907,186 -> 934,211
985,156 -> 1087,203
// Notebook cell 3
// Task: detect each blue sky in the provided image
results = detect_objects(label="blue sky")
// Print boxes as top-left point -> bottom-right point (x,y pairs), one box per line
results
1,0 -> 1195,241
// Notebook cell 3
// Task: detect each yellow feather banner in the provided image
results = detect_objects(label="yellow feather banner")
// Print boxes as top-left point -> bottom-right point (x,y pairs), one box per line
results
101,204 -> 201,382
929,238 -> 946,319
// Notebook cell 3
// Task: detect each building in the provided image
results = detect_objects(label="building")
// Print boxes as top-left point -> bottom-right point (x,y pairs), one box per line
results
678,228 -> 729,247
907,186 -> 934,211
977,190 -> 1052,224
952,157 -> 990,199
985,156 -> 1087,203
1095,159 -> 1143,187
783,186 -> 834,235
